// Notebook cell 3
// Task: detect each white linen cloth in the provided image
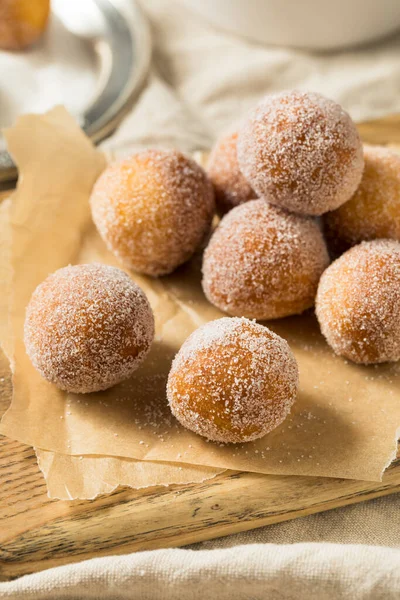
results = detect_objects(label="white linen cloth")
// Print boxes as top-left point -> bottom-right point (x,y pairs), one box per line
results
103,0 -> 400,158
1,540 -> 400,599
2,0 -> 400,597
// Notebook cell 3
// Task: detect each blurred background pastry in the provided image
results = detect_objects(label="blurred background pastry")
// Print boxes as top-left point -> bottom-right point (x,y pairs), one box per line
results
0,0 -> 50,50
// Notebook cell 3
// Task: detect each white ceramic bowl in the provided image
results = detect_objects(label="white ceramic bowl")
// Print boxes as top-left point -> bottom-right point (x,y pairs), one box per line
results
180,0 -> 400,50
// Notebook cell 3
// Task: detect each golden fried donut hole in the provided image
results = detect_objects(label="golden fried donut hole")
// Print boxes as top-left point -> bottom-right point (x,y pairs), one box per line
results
316,240 -> 400,364
90,149 -> 215,276
24,263 -> 155,393
237,91 -> 364,216
202,199 -> 330,320
324,146 -> 400,255
207,131 -> 257,215
0,0 -> 50,50
167,317 -> 298,443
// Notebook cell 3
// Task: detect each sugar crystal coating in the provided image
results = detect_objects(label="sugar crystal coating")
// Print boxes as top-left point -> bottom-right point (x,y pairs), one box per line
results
90,149 -> 215,277
207,131 -> 257,215
24,263 -> 155,393
324,145 -> 400,254
237,91 -> 364,216
316,240 -> 400,364
167,317 -> 299,443
202,199 -> 330,320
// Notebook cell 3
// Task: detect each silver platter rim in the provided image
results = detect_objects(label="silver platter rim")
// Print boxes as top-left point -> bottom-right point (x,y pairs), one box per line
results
0,0 -> 152,184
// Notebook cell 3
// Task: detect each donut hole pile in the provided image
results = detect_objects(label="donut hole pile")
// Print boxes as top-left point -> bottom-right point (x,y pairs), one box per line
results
203,91 -> 360,324
204,91 -> 400,367
24,90 -> 400,449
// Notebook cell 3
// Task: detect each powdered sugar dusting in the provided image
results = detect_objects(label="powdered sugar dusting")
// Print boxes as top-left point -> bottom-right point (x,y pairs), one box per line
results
324,145 -> 400,253
207,131 -> 257,215
90,149 -> 215,277
237,91 -> 364,216
202,199 -> 330,320
167,317 -> 299,443
24,263 -> 155,393
316,240 -> 400,364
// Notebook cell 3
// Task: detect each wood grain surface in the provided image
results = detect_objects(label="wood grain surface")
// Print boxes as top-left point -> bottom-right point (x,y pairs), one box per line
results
1,115 -> 400,582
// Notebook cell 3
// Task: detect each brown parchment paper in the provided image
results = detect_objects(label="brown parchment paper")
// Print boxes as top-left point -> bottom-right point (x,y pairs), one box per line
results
35,449 -> 223,500
0,196 -> 13,362
1,107 -> 400,482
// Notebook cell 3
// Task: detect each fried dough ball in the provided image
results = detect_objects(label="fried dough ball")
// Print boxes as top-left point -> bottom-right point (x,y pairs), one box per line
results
0,0 -> 50,50
324,146 -> 400,254
316,240 -> 400,364
167,317 -> 299,443
237,91 -> 364,216
90,149 -> 215,276
202,199 -> 330,320
24,263 -> 155,393
207,131 -> 257,215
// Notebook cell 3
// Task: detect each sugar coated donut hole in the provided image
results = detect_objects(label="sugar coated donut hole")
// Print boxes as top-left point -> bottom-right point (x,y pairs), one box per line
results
324,145 -> 400,255
0,0 -> 50,50
90,149 -> 215,277
316,240 -> 400,364
202,199 -> 330,320
237,91 -> 364,216
24,263 -> 155,393
207,131 -> 257,215
167,317 -> 299,443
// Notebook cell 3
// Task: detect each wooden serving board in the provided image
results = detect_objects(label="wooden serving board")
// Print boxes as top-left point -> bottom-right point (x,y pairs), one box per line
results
1,116 -> 400,582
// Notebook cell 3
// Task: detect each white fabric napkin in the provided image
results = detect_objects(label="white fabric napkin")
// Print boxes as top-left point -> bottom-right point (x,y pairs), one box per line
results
103,0 -> 400,158
1,542 -> 400,599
